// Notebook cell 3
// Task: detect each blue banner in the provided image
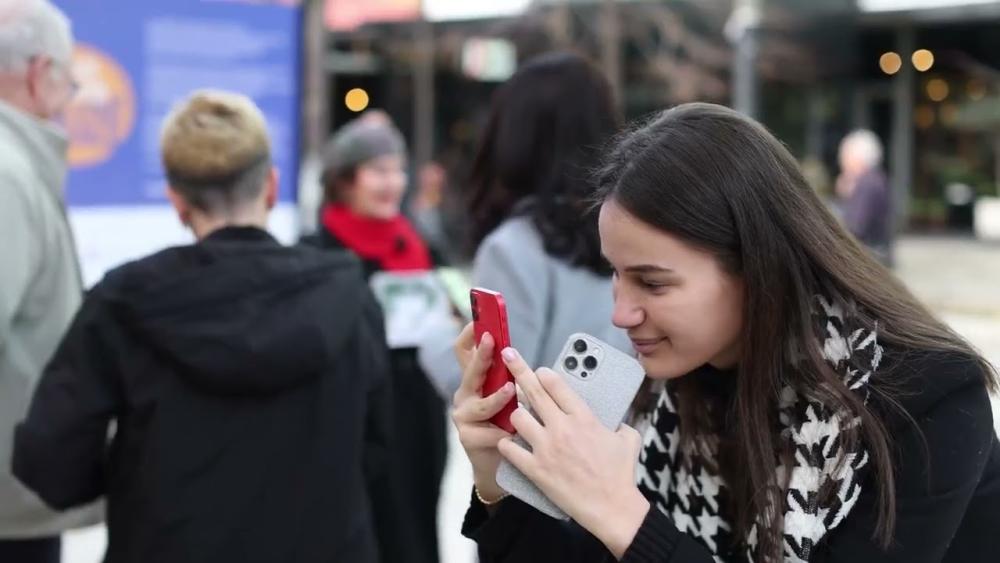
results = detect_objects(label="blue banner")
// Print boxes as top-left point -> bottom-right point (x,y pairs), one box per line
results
55,0 -> 302,206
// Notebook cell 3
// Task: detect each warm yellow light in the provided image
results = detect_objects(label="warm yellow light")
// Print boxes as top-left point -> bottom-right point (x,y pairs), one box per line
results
926,78 -> 949,102
915,105 -> 935,129
879,52 -> 902,75
912,49 -> 934,72
345,88 -> 370,112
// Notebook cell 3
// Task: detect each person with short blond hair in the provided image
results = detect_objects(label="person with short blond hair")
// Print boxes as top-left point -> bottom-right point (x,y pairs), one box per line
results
161,90 -> 272,216
12,90 -> 394,563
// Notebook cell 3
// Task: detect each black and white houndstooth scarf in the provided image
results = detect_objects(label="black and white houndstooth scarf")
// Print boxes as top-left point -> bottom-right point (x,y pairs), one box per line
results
636,296 -> 882,562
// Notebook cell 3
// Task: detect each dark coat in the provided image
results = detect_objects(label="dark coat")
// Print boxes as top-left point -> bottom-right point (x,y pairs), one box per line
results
14,227 -> 394,563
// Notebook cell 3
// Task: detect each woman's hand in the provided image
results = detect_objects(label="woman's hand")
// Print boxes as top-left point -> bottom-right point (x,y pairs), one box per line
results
452,324 -> 516,502
497,347 -> 651,558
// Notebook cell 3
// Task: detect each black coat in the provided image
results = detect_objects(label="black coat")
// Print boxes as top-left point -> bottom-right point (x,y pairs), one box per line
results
464,349 -> 1000,562
303,226 -> 449,563
13,227 -> 394,563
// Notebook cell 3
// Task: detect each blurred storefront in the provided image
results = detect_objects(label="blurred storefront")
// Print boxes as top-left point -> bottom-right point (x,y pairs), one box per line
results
306,0 -> 1000,233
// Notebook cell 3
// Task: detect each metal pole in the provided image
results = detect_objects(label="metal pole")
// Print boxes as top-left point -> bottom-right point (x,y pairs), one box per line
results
728,0 -> 762,119
302,0 -> 329,155
298,0 -> 330,234
601,0 -> 624,112
412,18 -> 435,169
891,26 -> 915,230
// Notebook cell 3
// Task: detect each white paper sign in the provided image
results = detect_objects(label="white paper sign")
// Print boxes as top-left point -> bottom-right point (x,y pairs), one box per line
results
369,271 -> 454,349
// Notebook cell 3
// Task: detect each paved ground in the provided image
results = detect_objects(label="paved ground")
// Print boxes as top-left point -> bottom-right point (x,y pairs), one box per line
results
64,235 -> 1000,563
894,236 -> 1000,431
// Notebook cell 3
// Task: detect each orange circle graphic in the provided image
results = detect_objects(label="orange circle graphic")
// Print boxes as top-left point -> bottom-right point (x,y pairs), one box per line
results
62,44 -> 137,168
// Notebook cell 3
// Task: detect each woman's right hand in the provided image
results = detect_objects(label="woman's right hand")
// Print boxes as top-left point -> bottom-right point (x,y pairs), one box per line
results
452,323 -> 516,502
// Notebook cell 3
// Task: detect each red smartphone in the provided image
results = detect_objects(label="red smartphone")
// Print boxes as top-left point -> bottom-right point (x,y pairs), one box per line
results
470,288 -> 517,433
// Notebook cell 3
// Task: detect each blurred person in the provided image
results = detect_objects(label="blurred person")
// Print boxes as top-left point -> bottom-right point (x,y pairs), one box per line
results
417,51 -> 627,400
298,110 -> 398,236
452,103 -> 1000,562
13,90 -> 394,563
836,129 -> 893,266
410,160 -> 451,260
465,51 -> 628,368
304,115 -> 446,563
0,1 -> 100,561
411,152 -> 475,268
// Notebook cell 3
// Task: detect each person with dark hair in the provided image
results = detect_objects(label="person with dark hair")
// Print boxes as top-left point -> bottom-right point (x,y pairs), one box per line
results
420,51 -> 627,401
451,103 -> 1000,562
303,112 -> 447,563
467,50 -> 628,359
12,91 -> 393,563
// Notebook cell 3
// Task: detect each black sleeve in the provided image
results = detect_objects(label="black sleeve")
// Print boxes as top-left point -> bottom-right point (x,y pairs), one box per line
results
463,494 -> 614,562
814,379 -> 996,562
12,285 -> 123,510
463,486 -> 716,562
620,506 -> 716,562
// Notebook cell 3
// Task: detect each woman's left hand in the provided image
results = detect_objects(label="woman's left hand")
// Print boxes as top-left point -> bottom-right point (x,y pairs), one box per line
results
497,347 -> 651,558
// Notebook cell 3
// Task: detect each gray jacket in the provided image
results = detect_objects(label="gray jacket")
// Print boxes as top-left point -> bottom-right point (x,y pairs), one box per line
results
0,100 -> 101,537
419,216 -> 628,397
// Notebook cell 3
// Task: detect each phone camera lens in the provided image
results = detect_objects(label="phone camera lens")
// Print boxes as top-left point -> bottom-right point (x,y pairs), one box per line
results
573,339 -> 588,353
583,356 -> 598,370
563,356 -> 579,371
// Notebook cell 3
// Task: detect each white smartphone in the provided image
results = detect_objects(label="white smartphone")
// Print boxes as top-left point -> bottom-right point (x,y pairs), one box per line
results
495,333 -> 646,520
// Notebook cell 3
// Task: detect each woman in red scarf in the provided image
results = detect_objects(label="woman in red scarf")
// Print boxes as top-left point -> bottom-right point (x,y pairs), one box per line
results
304,114 -> 446,563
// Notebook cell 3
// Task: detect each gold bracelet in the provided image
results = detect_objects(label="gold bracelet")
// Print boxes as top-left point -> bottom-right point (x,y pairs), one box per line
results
475,486 -> 510,506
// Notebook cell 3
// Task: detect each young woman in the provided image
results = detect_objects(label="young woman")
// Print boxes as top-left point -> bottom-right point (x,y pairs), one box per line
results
451,103 -> 1000,562
303,115 -> 446,563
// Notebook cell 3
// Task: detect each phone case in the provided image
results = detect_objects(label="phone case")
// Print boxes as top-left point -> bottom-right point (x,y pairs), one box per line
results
495,333 -> 646,520
470,288 -> 517,433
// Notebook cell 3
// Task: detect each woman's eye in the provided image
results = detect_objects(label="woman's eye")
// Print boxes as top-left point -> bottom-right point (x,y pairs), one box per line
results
640,279 -> 667,290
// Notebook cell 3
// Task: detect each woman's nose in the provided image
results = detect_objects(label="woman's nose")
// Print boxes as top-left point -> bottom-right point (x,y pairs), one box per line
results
612,285 -> 643,330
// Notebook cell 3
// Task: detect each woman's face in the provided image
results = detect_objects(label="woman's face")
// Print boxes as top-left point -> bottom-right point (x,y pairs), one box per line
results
599,199 -> 745,379
345,154 -> 407,220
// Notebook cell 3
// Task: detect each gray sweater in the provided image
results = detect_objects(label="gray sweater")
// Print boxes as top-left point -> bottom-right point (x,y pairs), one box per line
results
419,216 -> 628,397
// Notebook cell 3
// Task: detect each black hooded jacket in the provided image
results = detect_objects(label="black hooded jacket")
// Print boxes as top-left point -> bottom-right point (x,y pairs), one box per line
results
13,227 -> 393,563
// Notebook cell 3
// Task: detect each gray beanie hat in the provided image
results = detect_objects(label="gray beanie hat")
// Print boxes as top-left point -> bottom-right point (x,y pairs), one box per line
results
321,114 -> 406,186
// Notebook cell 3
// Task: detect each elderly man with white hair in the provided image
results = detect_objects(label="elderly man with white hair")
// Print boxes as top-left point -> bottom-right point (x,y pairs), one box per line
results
837,129 -> 894,266
0,1 -> 101,561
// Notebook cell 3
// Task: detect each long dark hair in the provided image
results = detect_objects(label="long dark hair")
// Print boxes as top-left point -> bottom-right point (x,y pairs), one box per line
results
595,103 -> 998,560
467,51 -> 620,273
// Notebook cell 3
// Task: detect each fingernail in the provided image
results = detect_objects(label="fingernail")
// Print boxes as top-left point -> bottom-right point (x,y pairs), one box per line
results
481,333 -> 493,346
502,382 -> 514,393
501,348 -> 517,363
